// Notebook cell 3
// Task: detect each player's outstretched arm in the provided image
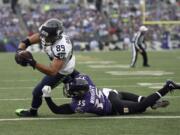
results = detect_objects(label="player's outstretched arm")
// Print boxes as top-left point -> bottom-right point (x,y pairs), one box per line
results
45,98 -> 75,114
42,86 -> 75,114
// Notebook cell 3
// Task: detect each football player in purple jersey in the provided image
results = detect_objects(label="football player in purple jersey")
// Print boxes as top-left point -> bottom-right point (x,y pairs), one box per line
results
42,74 -> 180,115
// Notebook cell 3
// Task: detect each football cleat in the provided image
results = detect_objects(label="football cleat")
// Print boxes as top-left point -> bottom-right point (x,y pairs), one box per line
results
151,100 -> 170,110
130,65 -> 135,68
15,109 -> 38,117
143,64 -> 150,67
165,80 -> 180,91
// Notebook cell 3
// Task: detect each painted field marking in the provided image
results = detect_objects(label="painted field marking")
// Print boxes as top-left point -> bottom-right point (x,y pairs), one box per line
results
106,71 -> 174,76
88,64 -> 129,69
0,116 -> 180,122
149,86 -> 163,89
0,87 -> 34,90
78,61 -> 116,64
138,83 -> 164,86
0,97 -> 69,101
1,80 -> 38,82
138,82 -> 180,89
138,82 -> 163,89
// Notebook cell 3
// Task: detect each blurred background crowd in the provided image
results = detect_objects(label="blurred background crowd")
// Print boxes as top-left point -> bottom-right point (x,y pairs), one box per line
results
0,0 -> 179,52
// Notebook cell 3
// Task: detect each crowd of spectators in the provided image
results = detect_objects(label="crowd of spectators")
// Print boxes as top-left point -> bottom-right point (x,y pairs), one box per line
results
146,0 -> 179,21
0,6 -> 23,52
0,0 -> 179,52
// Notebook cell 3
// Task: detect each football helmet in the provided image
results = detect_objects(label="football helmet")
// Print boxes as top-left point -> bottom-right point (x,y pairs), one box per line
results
63,78 -> 89,98
39,18 -> 63,46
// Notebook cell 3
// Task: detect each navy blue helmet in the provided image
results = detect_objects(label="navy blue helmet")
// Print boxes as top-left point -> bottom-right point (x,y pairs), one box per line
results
63,78 -> 89,98
39,18 -> 63,46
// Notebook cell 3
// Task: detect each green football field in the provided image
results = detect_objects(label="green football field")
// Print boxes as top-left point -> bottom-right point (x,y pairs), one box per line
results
0,50 -> 180,135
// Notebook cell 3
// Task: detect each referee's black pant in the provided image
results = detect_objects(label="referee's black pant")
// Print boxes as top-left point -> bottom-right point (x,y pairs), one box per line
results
130,44 -> 149,67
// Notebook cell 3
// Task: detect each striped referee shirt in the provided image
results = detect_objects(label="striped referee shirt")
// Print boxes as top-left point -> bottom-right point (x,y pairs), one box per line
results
132,31 -> 146,50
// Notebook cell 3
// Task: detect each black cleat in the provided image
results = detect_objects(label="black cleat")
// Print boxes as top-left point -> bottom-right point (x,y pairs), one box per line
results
151,100 -> 170,110
165,80 -> 180,91
143,64 -> 150,67
130,65 -> 135,68
15,109 -> 38,117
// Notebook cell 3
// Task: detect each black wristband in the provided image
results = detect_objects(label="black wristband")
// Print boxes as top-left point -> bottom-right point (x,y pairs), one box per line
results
21,38 -> 31,48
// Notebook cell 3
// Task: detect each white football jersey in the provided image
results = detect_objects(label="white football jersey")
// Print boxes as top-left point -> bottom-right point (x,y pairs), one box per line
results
42,34 -> 75,75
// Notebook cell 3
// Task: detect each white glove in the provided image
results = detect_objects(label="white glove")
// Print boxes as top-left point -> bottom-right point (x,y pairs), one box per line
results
42,85 -> 52,97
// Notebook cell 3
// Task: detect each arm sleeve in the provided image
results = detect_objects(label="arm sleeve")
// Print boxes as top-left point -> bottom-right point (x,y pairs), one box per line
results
45,97 -> 75,114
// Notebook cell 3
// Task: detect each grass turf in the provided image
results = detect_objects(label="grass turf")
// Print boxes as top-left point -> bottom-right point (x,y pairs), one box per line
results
0,50 -> 180,135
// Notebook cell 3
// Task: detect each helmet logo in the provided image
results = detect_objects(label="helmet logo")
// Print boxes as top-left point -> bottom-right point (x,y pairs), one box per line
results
41,30 -> 48,37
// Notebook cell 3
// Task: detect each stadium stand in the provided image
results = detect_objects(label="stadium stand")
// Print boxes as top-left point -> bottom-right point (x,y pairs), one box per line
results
0,0 -> 179,52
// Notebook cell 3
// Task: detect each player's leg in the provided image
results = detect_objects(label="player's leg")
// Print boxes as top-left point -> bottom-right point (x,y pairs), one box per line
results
135,80 -> 178,112
130,44 -> 138,67
118,91 -> 145,102
16,73 -> 66,117
109,80 -> 180,115
31,74 -> 66,109
15,70 -> 80,117
118,91 -> 169,109
109,91 -> 142,114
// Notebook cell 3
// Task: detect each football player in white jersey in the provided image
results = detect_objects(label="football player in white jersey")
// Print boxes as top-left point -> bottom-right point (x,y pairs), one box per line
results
15,18 -> 80,117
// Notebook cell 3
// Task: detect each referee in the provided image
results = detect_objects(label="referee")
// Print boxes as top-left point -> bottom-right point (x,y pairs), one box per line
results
130,26 -> 150,67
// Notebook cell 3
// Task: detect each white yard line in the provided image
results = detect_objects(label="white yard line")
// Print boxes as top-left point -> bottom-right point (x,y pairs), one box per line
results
0,97 -> 69,101
94,77 -> 170,80
0,116 -> 180,122
0,87 -> 34,90
106,71 -> 174,76
1,80 -> 38,82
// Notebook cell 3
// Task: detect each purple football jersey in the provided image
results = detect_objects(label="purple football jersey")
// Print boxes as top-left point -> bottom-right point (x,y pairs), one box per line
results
70,74 -> 112,115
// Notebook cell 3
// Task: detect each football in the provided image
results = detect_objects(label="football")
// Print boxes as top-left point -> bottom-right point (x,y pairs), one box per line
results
16,51 -> 32,66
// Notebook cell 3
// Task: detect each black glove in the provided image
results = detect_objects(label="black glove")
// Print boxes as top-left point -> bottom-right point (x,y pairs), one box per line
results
15,50 -> 36,69
20,51 -> 37,69
15,48 -> 28,66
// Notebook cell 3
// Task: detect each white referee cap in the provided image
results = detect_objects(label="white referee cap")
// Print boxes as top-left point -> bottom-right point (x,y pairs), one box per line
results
139,26 -> 148,32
